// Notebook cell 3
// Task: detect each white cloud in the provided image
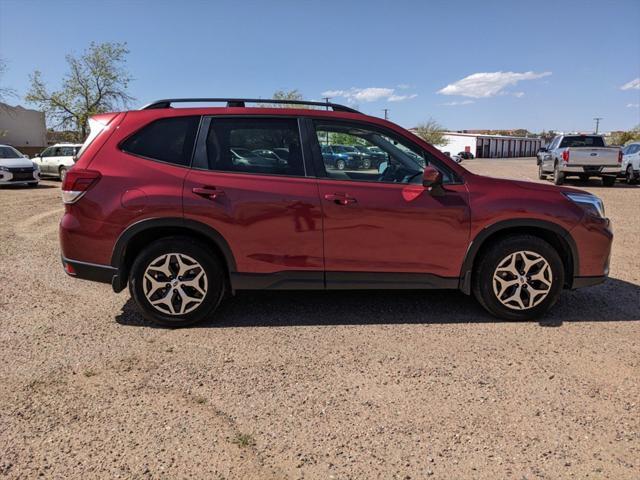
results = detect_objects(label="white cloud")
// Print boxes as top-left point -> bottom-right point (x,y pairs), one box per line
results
620,78 -> 640,90
321,86 -> 417,103
627,103 -> 639,108
397,84 -> 411,89
388,93 -> 417,102
442,100 -> 475,106
437,71 -> 552,98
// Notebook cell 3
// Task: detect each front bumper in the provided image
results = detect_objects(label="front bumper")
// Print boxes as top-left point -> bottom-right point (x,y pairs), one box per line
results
0,168 -> 40,183
61,256 -> 117,284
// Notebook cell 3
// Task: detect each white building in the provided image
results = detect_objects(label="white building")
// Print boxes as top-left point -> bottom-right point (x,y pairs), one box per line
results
436,132 -> 542,158
0,103 -> 47,156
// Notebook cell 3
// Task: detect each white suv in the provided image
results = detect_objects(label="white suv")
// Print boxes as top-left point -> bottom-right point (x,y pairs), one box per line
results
32,143 -> 82,182
621,142 -> 640,185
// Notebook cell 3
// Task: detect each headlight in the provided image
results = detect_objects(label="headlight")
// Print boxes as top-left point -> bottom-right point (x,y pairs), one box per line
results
32,162 -> 40,171
564,192 -> 605,218
0,166 -> 8,172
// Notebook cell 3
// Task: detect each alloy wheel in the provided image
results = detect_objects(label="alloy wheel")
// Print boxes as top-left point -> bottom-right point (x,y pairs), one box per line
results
492,251 -> 552,310
143,253 -> 208,315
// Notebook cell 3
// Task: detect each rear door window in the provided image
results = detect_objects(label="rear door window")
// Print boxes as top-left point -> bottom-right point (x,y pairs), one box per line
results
198,118 -> 306,177
121,116 -> 200,166
559,136 -> 605,148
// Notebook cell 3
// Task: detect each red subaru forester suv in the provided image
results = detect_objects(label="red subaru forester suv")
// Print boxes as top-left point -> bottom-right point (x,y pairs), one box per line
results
60,98 -> 612,326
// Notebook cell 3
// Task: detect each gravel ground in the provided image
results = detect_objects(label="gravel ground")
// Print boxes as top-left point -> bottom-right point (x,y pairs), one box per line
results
0,158 -> 638,479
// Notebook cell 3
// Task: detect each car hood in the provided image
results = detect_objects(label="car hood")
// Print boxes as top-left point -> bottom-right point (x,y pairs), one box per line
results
0,157 -> 34,168
472,173 -> 587,195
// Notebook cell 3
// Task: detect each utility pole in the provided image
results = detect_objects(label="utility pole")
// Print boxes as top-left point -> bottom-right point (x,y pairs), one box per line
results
593,117 -> 603,134
323,97 -> 331,111
383,108 -> 389,120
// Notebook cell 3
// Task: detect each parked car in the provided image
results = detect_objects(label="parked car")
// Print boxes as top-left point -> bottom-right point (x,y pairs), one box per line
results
0,145 -> 40,187
32,143 -> 82,182
60,98 -> 613,327
458,151 -> 474,160
333,145 -> 372,169
620,142 -> 640,185
538,135 -> 621,186
321,145 -> 362,170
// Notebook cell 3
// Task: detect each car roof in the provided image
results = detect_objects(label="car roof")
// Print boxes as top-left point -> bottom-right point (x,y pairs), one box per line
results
51,143 -> 83,147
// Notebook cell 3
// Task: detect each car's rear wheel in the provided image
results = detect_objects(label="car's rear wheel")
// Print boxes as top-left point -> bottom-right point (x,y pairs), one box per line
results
552,163 -> 564,185
626,166 -> 637,185
361,158 -> 371,169
579,174 -> 589,183
59,166 -> 67,183
27,182 -> 39,187
472,235 -> 564,321
336,159 -> 346,170
129,237 -> 225,327
601,175 -> 616,187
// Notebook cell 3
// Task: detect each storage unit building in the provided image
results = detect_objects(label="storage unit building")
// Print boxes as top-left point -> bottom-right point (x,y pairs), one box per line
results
432,132 -> 542,158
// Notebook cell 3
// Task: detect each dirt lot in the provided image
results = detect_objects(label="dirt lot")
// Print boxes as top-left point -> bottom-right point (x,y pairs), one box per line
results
1,158 -> 638,479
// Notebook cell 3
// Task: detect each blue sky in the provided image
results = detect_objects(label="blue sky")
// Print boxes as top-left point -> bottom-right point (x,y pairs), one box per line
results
1,0 -> 639,132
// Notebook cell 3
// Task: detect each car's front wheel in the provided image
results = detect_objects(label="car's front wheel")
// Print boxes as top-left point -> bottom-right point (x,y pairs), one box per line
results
361,158 -> 371,169
472,235 -> 564,321
538,163 -> 546,180
129,237 -> 226,327
336,159 -> 346,170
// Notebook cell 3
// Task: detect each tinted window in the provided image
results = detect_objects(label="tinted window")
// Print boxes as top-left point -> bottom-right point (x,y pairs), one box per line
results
122,116 -> 200,166
559,136 -> 605,148
203,118 -> 305,176
60,146 -> 75,156
0,146 -> 21,158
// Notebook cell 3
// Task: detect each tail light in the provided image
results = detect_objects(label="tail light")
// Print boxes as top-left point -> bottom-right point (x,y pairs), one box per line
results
618,150 -> 623,164
562,150 -> 570,163
61,169 -> 101,204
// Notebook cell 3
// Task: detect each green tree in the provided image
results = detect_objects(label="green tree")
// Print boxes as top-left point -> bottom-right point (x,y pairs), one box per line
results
609,126 -> 640,146
271,89 -> 306,108
26,42 -> 134,141
413,118 -> 448,147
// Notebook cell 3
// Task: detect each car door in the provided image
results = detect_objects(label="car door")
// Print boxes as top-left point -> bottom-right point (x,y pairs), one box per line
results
44,147 -> 62,175
309,119 -> 470,287
34,147 -> 52,174
184,116 -> 324,287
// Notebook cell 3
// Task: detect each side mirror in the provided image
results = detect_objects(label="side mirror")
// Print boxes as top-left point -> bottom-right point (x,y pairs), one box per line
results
23,154 -> 29,158
423,166 -> 444,196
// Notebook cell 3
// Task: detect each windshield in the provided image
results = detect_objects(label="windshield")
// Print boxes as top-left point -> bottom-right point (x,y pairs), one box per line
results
560,136 -> 605,148
0,146 -> 22,158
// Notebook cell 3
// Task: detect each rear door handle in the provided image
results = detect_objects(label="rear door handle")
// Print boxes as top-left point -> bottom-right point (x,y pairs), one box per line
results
324,193 -> 357,205
192,186 -> 225,200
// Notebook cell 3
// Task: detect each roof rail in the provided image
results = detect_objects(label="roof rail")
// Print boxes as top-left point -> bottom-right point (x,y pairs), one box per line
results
140,98 -> 360,114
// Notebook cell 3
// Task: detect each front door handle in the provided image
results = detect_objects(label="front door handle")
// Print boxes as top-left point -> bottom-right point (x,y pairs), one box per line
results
324,193 -> 357,205
192,186 -> 225,200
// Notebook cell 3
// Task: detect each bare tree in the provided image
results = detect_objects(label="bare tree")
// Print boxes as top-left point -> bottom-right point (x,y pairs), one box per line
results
26,42 -> 134,141
0,58 -> 17,104
413,118 -> 448,147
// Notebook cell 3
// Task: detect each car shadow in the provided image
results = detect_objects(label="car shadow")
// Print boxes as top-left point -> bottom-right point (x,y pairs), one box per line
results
115,277 -> 640,329
0,183 -> 58,190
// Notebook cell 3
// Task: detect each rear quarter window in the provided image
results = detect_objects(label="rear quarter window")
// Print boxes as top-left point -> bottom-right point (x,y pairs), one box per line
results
121,116 -> 200,166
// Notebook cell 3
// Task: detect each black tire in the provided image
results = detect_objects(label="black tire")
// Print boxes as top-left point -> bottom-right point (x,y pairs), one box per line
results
27,182 -> 39,187
538,163 -> 546,180
601,175 -> 616,187
361,158 -> 371,169
626,166 -> 637,185
336,159 -> 346,170
59,166 -> 67,183
472,235 -> 564,321
129,236 -> 226,327
578,174 -> 589,183
553,162 -> 564,185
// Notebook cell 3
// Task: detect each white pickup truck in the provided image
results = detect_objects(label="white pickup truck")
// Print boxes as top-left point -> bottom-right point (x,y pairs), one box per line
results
537,134 -> 621,186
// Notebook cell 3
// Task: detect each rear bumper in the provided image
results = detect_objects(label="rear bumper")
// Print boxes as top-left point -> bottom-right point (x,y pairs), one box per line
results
560,165 -> 619,175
